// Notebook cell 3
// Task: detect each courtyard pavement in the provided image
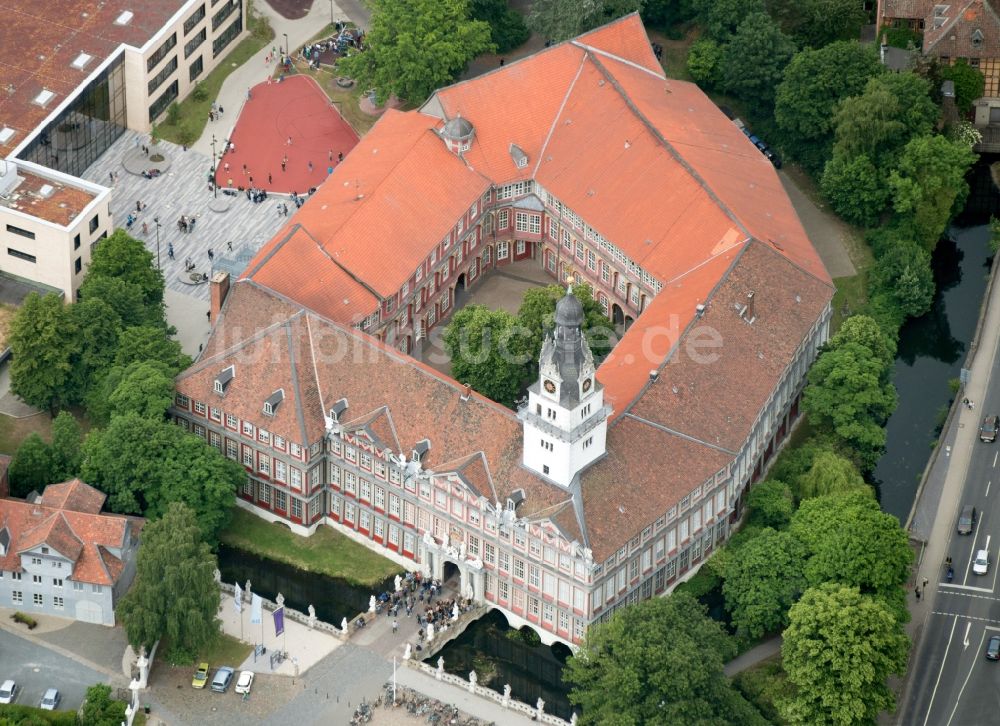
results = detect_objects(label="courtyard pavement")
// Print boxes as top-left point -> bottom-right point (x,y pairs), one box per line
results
81,130 -> 291,304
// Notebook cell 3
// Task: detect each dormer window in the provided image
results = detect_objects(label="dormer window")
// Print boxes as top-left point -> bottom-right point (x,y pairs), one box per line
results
263,389 -> 284,416
214,365 -> 235,396
509,143 -> 528,169
973,28 -> 984,47
329,398 -> 348,422
412,438 -> 431,461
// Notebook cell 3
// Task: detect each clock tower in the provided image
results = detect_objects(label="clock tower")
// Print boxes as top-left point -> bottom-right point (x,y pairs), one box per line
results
519,288 -> 611,487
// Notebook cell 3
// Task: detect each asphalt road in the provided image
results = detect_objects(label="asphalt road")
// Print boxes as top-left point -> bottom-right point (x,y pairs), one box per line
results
901,334 -> 1000,724
0,627 -> 110,713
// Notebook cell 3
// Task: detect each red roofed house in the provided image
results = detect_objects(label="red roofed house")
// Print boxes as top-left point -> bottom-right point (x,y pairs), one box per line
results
173,14 -> 834,647
0,479 -> 141,625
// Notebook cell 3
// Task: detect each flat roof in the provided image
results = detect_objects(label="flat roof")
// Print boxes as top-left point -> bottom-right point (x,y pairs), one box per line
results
0,0 -> 190,156
0,168 -> 97,227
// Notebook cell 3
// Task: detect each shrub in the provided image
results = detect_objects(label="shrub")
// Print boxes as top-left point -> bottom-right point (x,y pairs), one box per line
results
11,611 -> 38,629
191,82 -> 209,102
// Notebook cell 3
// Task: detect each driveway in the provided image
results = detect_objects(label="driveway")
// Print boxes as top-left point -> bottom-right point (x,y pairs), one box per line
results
0,627 -> 112,712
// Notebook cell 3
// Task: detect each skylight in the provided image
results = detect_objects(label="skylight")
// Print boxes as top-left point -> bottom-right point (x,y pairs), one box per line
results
33,90 -> 55,107
71,53 -> 93,70
115,10 -> 134,26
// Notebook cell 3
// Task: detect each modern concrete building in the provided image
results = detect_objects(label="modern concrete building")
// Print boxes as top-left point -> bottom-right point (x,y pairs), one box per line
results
0,0 -> 248,300
173,14 -> 834,647
0,479 -> 142,626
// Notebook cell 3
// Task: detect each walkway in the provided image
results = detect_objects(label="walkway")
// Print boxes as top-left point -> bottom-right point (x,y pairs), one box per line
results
777,169 -> 857,279
82,130 -> 291,303
723,635 -> 781,677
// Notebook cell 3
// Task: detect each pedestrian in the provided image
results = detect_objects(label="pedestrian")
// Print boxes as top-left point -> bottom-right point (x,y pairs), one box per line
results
287,136 -> 292,146
268,172 -> 272,184
281,159 -> 287,172
963,397 -> 969,407
248,175 -> 254,185
922,577 -> 928,590
308,161 -> 313,172
224,161 -> 230,173
168,242 -> 174,259
499,57 -> 505,67
208,248 -> 215,261
206,310 -> 211,321
109,171 -> 114,184
219,106 -> 224,115
328,149 -> 333,162
915,586 -> 921,601
392,619 -> 398,634
247,87 -> 252,101
242,164 -> 248,175
227,241 -> 233,252
208,110 -> 213,123
338,151 -> 343,162
141,222 -> 148,235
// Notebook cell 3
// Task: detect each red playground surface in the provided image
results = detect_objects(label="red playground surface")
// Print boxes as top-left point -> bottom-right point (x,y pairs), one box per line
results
215,75 -> 359,195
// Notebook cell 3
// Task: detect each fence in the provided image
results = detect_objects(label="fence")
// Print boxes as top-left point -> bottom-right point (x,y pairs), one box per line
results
406,659 -> 573,726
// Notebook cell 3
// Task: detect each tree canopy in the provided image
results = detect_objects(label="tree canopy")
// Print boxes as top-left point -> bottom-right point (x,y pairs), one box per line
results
8,293 -> 76,413
767,0 -> 866,47
516,283 -> 614,375
470,0 -> 529,52
565,592 -> 767,725
779,583 -> 909,725
8,434 -> 52,498
118,502 -> 220,661
746,479 -> 794,529
338,0 -> 493,104
723,527 -> 806,638
443,305 -> 526,408
80,684 -> 127,726
794,449 -> 869,501
721,13 -> 797,113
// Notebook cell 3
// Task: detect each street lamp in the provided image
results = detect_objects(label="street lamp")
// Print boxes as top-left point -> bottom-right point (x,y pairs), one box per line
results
283,33 -> 289,57
153,217 -> 162,271
329,0 -> 334,26
210,134 -> 218,198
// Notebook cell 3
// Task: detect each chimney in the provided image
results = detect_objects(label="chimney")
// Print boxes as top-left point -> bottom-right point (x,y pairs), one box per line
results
649,370 -> 659,383
744,291 -> 756,323
210,271 -> 231,322
461,383 -> 472,401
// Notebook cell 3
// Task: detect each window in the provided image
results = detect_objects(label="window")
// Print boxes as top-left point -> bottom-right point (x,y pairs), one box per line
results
290,467 -> 302,489
497,241 -> 509,260
189,55 -> 204,81
242,478 -> 253,497
7,248 -> 36,264
242,421 -> 254,437
587,249 -> 597,271
497,209 -> 509,229
148,79 -> 179,122
32,575 -> 42,584
258,481 -> 271,505
73,581 -> 84,591
75,257 -> 83,274
31,557 -> 41,566
212,0 -> 240,30
258,453 -> 270,476
11,591 -> 21,605
275,490 -> 287,511
213,15 -> 243,57
540,438 -> 554,452
74,233 -> 81,250
291,498 -> 303,519
184,3 -> 207,34
515,211 -> 529,232
275,460 -> 287,482
53,596 -> 64,609
148,56 -> 178,94
226,439 -> 238,460
33,593 -> 43,606
516,240 -> 525,255
147,34 -> 177,72
291,442 -> 303,458
53,578 -> 63,588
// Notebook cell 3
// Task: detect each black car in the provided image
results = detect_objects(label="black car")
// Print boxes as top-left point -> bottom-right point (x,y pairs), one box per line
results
987,635 -> 1000,660
980,415 -> 999,442
958,504 -> 977,535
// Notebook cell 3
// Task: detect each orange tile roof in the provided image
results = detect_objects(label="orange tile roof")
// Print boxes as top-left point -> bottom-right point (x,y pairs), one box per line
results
40,479 -> 106,514
0,481 -> 136,585
0,170 -> 98,227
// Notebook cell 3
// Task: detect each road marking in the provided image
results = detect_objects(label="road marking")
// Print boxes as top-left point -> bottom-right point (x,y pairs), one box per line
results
964,621 -> 971,648
936,589 -> 1000,601
994,451 -> 998,468
938,583 -> 995,593
988,480 -> 992,497
924,615 -> 960,726
931,611 -> 1000,624
946,627 -> 988,726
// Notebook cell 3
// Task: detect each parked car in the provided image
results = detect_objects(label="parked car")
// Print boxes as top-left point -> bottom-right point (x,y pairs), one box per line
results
987,634 -> 1000,660
764,149 -> 782,168
980,415 -> 999,442
211,666 -> 234,693
973,549 -> 990,575
235,670 -> 254,695
192,662 -> 210,689
39,688 -> 60,711
958,505 -> 977,535
0,680 -> 17,704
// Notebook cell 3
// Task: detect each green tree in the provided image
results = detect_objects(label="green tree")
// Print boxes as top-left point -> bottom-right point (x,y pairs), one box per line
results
832,73 -> 937,164
516,283 -> 613,376
338,0 -> 493,104
8,434 -> 52,498
723,528 -> 806,638
790,491 -> 913,608
80,684 -> 127,726
470,0 -> 529,52
870,238 -> 935,319
113,325 -> 190,372
79,276 -> 151,328
444,305 -> 527,407
686,38 -> 724,87
746,479 -> 794,529
692,0 -> 764,40
819,151 -> 889,226
642,0 -> 696,32
118,502 -> 220,661
721,13 -> 797,113
107,360 -> 176,421
767,0 -> 866,47
834,314 -> 897,368
794,449 -> 868,500
70,297 -> 122,395
80,414 -> 239,543
49,411 -> 83,482
775,42 -> 881,149
565,592 -> 767,725
779,583 -> 909,725
888,134 -> 977,251
940,59 -> 985,114
8,292 -> 77,413
83,229 -> 164,310
528,0 -> 594,41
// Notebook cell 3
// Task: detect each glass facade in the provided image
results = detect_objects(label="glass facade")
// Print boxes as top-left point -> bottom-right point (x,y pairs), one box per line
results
17,54 -> 127,179
149,80 -> 179,123
213,15 -> 243,58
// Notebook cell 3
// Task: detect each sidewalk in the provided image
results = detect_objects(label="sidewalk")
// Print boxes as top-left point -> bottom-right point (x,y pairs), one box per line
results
723,635 -> 781,677
395,666 -> 539,726
191,0 -> 359,158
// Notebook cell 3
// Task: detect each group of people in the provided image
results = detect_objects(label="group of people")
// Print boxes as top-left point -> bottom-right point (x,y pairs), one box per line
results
207,102 -> 226,123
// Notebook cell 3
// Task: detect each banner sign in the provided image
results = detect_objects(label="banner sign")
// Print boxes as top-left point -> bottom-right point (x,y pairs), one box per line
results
233,582 -> 243,613
273,606 -> 285,637
251,594 -> 262,624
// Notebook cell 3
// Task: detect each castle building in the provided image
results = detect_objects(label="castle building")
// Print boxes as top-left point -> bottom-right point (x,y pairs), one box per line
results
173,14 -> 834,647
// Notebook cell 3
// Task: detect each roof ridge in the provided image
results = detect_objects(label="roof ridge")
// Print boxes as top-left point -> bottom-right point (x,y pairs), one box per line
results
297,224 -> 384,303
925,0 -> 980,51
285,322 -> 312,445
305,314 -> 327,417
177,308 -> 303,379
745,236 -> 835,290
570,42 -> 665,80
585,51 -> 753,242
623,412 -> 738,455
532,52 -> 590,178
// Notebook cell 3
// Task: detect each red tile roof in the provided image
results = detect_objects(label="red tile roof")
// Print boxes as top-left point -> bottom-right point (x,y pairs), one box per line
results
923,0 -> 1000,58
0,480 -> 136,585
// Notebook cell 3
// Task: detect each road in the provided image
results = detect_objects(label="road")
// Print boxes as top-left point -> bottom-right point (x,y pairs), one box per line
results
900,323 -> 1000,724
0,627 -> 111,712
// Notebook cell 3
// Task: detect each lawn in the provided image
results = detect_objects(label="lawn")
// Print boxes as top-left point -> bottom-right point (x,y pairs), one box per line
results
155,9 -> 275,146
219,507 -> 401,587
160,632 -> 252,668
733,657 -> 787,724
831,272 -> 869,333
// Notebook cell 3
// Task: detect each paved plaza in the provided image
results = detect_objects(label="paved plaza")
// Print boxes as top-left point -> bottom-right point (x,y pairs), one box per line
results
82,131 -> 291,303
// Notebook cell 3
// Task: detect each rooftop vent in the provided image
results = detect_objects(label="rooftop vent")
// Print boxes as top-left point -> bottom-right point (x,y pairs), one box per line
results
649,370 -> 659,382
71,53 -> 93,70
509,143 -> 528,169
115,10 -> 134,25
263,388 -> 284,416
214,365 -> 235,396
695,303 -> 706,316
742,291 -> 756,323
0,127 -> 14,145
460,383 -> 472,402
33,90 -> 56,108
38,184 -> 54,198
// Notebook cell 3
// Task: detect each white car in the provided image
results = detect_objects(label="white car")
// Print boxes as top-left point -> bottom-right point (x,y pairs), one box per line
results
0,679 -> 17,704
234,670 -> 254,695
974,549 -> 990,575
39,688 -> 60,710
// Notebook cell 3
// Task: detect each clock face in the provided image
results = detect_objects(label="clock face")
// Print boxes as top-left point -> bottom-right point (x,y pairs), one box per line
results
544,380 -> 556,394
582,378 -> 592,392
